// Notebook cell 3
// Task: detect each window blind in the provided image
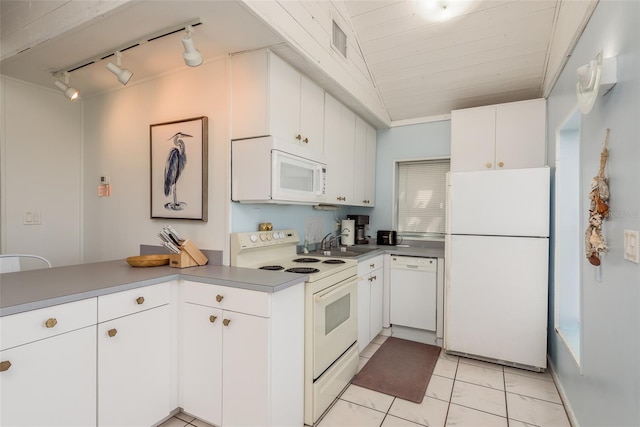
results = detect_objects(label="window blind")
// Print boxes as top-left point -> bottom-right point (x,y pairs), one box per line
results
397,160 -> 450,237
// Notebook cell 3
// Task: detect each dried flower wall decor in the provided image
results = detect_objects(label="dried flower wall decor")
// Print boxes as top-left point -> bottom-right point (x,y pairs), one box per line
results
585,128 -> 610,266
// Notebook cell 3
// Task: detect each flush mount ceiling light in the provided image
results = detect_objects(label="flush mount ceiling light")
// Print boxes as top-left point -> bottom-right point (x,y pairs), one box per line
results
182,25 -> 203,67
576,51 -> 618,114
106,51 -> 133,85
413,0 -> 472,22
53,71 -> 80,101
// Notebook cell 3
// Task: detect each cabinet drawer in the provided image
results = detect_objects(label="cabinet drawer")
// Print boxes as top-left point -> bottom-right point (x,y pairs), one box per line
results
98,282 -> 170,323
182,281 -> 270,317
0,298 -> 97,351
357,255 -> 384,277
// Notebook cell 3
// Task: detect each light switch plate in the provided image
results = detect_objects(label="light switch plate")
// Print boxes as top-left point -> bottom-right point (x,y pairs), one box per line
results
623,230 -> 639,263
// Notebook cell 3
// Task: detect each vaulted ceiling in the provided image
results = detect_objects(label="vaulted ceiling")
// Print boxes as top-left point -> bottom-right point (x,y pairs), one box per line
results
0,0 -> 596,127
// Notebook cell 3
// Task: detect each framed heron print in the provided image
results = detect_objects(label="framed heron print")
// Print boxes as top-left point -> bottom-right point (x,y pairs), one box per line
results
150,116 -> 208,221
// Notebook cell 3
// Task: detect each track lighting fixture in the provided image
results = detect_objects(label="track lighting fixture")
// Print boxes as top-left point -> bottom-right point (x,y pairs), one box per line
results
182,25 -> 203,67
106,51 -> 133,85
53,72 -> 80,101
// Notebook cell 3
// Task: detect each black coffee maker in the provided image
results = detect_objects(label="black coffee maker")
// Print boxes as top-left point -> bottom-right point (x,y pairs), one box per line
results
347,215 -> 369,244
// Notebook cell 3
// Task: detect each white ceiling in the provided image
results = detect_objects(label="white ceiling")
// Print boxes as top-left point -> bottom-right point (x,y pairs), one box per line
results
0,0 -> 594,126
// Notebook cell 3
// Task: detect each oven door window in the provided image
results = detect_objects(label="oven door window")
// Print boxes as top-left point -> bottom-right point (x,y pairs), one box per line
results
325,294 -> 350,335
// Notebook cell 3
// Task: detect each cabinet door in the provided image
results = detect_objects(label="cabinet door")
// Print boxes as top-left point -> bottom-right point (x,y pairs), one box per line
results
222,311 -> 269,427
324,94 -> 356,204
357,276 -> 371,353
98,305 -> 171,427
353,116 -> 367,206
300,75 -> 325,156
363,123 -> 377,206
180,304 -> 222,426
450,106 -> 496,172
269,52 -> 302,146
0,326 -> 97,427
495,99 -> 546,169
369,270 -> 384,341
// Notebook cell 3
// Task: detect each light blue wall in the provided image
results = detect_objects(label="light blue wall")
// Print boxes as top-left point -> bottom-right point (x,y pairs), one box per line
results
348,120 -> 451,238
546,1 -> 640,425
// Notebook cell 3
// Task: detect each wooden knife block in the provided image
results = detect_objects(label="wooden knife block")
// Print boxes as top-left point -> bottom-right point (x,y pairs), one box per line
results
169,240 -> 208,268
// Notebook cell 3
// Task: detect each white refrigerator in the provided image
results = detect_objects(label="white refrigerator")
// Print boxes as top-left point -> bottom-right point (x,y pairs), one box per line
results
444,167 -> 550,370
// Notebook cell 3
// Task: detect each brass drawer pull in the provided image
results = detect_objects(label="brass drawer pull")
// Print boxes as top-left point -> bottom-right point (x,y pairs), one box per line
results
223,319 -> 231,326
45,318 -> 58,328
216,295 -> 224,303
107,328 -> 118,337
0,361 -> 11,372
209,315 -> 217,323
498,161 -> 504,167
136,296 -> 145,305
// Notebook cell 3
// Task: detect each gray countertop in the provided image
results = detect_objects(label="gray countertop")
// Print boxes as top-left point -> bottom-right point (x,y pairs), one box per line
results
0,260 -> 307,317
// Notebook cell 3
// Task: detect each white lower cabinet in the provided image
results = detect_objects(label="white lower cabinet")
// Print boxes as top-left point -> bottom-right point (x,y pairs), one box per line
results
357,255 -> 384,352
0,325 -> 97,427
97,283 -> 172,427
0,298 -> 97,426
180,280 -> 304,427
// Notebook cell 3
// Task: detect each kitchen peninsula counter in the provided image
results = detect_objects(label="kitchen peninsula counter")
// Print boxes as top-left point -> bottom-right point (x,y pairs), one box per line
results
0,260 -> 308,317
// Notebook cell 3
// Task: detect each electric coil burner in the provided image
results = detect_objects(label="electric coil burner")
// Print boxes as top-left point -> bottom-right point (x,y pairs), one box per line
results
293,257 -> 321,263
323,259 -> 346,264
259,265 -> 285,271
285,267 -> 320,274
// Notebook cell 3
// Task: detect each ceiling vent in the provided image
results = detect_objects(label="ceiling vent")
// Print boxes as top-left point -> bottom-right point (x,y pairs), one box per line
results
332,20 -> 347,58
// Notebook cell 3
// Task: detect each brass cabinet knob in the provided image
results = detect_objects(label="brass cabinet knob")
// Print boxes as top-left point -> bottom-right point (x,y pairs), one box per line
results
370,263 -> 375,269
498,161 -> 504,167
107,328 -> 118,337
45,318 -> 58,328
303,137 -> 309,144
223,319 -> 231,326
295,134 -> 302,141
371,275 -> 377,281
0,361 -> 11,372
216,295 -> 224,303
486,162 -> 492,168
136,296 -> 145,305
209,315 -> 217,323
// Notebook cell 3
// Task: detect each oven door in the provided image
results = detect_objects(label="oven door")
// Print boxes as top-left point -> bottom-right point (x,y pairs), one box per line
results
313,275 -> 358,379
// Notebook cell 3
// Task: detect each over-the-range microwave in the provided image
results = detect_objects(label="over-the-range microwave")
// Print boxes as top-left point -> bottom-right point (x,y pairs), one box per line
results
232,136 -> 327,204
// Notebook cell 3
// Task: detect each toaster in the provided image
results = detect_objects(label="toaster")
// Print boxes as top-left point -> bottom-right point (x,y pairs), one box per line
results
376,230 -> 397,245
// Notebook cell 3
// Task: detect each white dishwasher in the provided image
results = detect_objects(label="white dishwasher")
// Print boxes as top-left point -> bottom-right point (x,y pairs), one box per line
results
389,256 -> 438,332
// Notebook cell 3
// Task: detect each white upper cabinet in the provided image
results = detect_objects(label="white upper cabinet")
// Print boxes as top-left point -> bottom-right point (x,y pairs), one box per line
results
354,116 -> 376,206
451,98 -> 546,172
231,49 -> 324,159
324,93 -> 355,204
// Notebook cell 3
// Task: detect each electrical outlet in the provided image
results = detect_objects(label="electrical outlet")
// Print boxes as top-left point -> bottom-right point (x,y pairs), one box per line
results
624,230 -> 639,263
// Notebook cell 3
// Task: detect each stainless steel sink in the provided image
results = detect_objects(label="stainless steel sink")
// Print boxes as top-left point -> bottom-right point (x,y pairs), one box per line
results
307,246 -> 380,258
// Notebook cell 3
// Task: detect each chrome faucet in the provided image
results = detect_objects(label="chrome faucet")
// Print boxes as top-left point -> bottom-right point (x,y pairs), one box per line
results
320,232 -> 333,251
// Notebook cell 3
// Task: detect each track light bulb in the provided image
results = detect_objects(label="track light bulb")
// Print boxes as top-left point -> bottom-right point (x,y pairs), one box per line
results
54,78 -> 79,101
182,25 -> 203,67
106,51 -> 133,85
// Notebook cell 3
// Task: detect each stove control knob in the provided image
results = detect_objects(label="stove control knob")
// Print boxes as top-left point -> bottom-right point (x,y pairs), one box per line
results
250,234 -> 258,243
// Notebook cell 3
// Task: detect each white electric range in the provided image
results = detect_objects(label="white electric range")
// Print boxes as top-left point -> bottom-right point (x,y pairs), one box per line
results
230,230 -> 359,425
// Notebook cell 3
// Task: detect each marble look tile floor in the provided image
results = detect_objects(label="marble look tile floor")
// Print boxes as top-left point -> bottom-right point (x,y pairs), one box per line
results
318,329 -> 571,427
160,328 -> 571,427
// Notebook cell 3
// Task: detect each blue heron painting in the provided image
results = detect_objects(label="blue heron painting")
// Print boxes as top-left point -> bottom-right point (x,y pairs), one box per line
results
164,132 -> 192,210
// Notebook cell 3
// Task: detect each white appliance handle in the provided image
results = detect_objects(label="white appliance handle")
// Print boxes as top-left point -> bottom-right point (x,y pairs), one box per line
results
314,277 -> 358,302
